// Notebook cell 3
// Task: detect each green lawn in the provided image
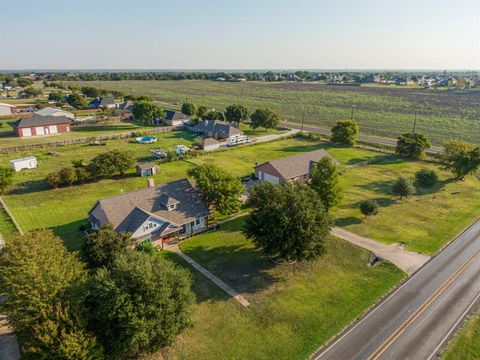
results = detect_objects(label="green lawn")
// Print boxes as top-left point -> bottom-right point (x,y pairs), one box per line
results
0,120 -> 158,148
334,155 -> 480,254
442,311 -> 480,360
64,80 -> 480,145
2,134 -> 480,253
142,217 -> 405,360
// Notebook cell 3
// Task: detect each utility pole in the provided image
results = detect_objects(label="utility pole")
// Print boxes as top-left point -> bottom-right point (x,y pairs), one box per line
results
301,107 -> 306,132
350,105 -> 355,121
413,113 -> 417,134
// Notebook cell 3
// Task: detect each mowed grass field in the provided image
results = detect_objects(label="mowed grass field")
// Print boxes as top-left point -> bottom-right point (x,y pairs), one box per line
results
1,132 -> 479,254
335,155 -> 480,254
66,80 -> 480,144
442,311 -> 480,360
0,119 -> 157,147
142,217 -> 404,360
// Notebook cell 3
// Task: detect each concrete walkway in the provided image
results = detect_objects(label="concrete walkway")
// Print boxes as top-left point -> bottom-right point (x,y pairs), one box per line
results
0,297 -> 20,360
165,244 -> 250,307
331,227 -> 430,274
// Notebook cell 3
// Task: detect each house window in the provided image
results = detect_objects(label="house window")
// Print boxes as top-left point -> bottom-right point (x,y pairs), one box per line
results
168,204 -> 176,211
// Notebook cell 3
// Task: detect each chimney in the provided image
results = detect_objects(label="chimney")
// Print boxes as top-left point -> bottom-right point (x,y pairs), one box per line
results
147,178 -> 155,188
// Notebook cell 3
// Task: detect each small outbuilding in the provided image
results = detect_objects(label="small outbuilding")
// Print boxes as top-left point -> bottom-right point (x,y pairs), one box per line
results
202,137 -> 221,151
10,156 -> 37,172
136,163 -> 157,177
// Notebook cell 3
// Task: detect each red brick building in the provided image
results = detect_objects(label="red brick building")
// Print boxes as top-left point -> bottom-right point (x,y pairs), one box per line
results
11,115 -> 71,138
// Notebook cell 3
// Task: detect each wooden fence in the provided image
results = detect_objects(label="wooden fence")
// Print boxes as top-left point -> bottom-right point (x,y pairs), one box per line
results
0,126 -> 182,154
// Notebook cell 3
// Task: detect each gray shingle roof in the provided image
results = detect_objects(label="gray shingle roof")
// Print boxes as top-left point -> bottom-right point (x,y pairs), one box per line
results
194,120 -> 243,138
89,97 -> 115,107
11,114 -> 72,128
165,110 -> 191,121
255,149 -> 339,180
88,178 -> 210,233
35,107 -> 67,116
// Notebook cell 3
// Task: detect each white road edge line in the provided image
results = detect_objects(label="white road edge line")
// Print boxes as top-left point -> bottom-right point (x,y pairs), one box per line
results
425,291 -> 480,360
312,219 -> 480,359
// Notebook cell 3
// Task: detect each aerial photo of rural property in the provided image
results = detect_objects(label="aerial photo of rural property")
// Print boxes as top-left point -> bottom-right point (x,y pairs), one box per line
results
0,0 -> 479,359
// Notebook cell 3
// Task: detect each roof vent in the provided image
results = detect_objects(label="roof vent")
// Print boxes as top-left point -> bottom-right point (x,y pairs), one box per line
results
147,178 -> 155,188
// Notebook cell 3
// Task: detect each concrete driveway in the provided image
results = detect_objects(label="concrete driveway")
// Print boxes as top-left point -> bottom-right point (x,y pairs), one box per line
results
331,227 -> 430,274
0,296 -> 20,360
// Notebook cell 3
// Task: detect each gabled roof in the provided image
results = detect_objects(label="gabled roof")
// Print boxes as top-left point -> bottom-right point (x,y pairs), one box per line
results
88,178 -> 210,234
11,114 -> 72,128
165,110 -> 191,121
118,100 -> 134,111
35,107 -> 71,116
203,137 -> 220,146
89,97 -> 115,107
159,194 -> 180,206
136,162 -> 156,171
255,149 -> 339,180
194,120 -> 243,137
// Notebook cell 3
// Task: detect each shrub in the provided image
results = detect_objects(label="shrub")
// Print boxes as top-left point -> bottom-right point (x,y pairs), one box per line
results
392,176 -> 415,199
58,167 -> 77,186
359,199 -> 379,217
415,168 -> 438,187
396,133 -> 431,159
46,171 -> 62,188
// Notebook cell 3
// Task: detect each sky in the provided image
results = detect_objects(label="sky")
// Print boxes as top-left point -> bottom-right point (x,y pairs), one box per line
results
0,0 -> 479,70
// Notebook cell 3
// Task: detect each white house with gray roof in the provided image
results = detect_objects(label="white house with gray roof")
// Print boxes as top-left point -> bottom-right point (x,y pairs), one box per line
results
88,178 -> 210,245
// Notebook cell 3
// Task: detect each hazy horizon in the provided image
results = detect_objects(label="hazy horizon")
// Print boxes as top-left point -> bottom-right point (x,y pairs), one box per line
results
1,0 -> 479,70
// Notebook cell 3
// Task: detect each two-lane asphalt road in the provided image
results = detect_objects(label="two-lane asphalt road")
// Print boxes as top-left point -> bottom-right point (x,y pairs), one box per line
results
312,219 -> 480,360
285,124 -> 445,154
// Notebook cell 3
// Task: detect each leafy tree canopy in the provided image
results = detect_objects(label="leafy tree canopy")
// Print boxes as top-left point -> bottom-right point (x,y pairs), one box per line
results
83,223 -> 131,269
396,133 -> 431,159
442,140 -> 480,180
415,168 -> 438,187
181,102 -> 197,116
196,105 -> 209,120
87,251 -> 194,358
87,150 -> 134,179
244,182 -> 331,262
330,120 -> 359,145
224,104 -> 249,126
187,163 -> 243,215
205,110 -> 225,121
309,157 -> 341,212
250,108 -> 279,131
0,230 -> 103,359
359,199 -> 379,217
66,92 -> 88,109
132,101 -> 165,126
392,176 -> 415,199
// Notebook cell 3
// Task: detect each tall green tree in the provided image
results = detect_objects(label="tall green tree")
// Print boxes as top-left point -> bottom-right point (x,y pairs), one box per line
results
244,182 -> 331,262
250,108 -> 279,132
224,104 -> 249,126
0,166 -> 15,194
330,120 -> 359,145
205,110 -> 225,120
188,164 -> 243,214
48,91 -> 65,102
83,223 -> 131,269
392,176 -> 415,199
87,150 -> 134,179
132,100 -> 165,126
87,251 -> 194,359
396,133 -> 431,159
197,105 -> 208,120
66,92 -> 88,109
181,102 -> 197,116
309,157 -> 341,212
442,140 -> 480,180
0,230 -> 103,359
23,86 -> 43,97
81,86 -> 101,98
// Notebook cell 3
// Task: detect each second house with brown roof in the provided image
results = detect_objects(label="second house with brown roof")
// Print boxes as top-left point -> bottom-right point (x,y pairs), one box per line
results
254,149 -> 339,184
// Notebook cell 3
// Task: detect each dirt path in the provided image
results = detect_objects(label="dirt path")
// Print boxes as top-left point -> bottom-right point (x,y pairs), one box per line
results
165,244 -> 250,307
331,227 -> 430,274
